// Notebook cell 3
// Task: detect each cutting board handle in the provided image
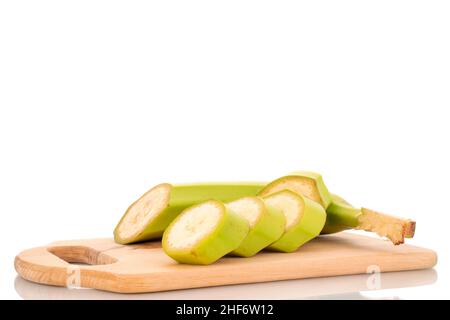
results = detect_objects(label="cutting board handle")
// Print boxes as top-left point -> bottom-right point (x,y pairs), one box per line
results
47,245 -> 118,265
15,243 -> 120,289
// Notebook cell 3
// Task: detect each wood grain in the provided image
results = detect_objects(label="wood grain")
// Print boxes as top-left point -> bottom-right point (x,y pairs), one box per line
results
15,233 -> 437,293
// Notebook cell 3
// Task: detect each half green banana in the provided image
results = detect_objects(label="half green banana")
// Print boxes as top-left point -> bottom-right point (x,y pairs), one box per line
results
114,182 -> 264,244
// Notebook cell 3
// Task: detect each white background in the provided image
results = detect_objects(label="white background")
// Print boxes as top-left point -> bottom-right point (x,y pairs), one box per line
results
1,1 -> 449,299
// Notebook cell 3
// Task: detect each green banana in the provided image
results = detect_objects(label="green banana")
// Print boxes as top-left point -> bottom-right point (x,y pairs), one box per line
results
114,182 -> 265,244
162,200 -> 250,265
116,171 -> 416,246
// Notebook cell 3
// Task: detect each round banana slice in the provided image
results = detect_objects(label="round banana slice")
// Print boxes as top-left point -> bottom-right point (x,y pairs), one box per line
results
162,200 -> 250,265
226,197 -> 285,257
263,190 -> 326,253
258,171 -> 332,209
115,183 -> 173,244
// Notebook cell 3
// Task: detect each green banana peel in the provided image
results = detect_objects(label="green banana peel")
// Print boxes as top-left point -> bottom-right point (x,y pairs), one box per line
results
320,194 -> 360,234
114,182 -> 265,244
330,193 -> 353,207
162,200 -> 250,265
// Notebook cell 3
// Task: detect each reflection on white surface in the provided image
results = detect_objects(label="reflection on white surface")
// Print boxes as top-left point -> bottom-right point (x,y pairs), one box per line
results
15,269 -> 437,300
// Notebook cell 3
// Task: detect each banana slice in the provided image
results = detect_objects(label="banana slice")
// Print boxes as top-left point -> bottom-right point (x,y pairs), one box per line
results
226,197 -> 285,257
114,182 -> 264,244
162,200 -> 250,265
263,190 -> 327,252
258,171 -> 332,209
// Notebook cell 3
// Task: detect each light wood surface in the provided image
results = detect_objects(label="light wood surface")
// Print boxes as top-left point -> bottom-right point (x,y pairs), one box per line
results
15,233 -> 437,294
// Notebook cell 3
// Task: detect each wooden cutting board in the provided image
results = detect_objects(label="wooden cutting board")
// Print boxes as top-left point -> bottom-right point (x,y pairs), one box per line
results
15,233 -> 437,294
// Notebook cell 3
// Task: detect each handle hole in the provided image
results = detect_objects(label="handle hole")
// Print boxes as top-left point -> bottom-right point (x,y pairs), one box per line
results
47,246 -> 117,266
